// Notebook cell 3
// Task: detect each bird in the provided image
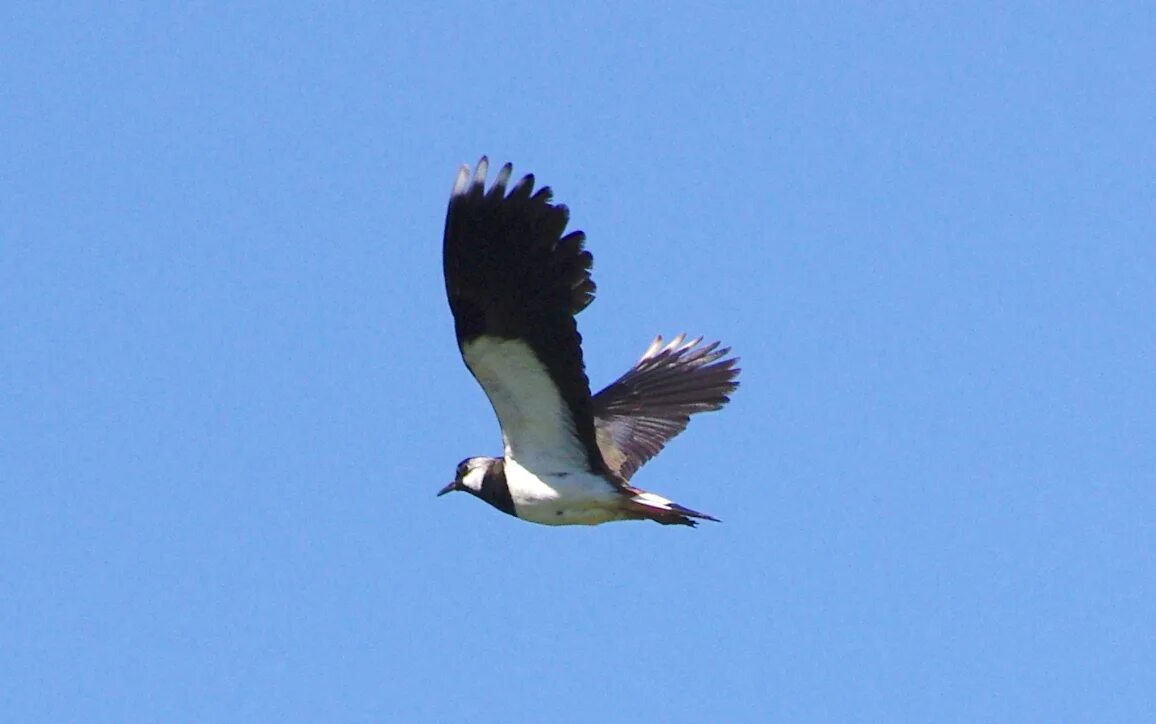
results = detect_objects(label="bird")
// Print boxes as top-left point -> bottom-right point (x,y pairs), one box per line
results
437,157 -> 740,527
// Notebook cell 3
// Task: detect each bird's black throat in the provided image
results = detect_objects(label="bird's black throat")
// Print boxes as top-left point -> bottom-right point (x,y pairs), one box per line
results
470,458 -> 516,518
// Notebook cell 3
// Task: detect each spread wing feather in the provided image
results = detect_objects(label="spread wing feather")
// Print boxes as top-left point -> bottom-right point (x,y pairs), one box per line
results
592,335 -> 740,480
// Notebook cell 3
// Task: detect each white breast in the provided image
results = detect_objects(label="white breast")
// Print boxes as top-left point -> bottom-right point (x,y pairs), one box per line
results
503,458 -> 629,526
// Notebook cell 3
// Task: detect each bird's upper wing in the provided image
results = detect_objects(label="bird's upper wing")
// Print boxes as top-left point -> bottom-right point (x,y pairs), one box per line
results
592,335 -> 740,480
443,158 -> 608,475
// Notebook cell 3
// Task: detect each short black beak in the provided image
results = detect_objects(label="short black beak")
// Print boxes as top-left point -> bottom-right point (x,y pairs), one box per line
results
436,481 -> 459,497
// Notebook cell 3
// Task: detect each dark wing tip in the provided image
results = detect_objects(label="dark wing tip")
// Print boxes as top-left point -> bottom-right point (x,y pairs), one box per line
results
636,334 -> 742,399
446,159 -> 593,318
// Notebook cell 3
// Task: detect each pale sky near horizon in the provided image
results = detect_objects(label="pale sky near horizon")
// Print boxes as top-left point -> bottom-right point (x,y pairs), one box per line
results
3,4 -> 1154,722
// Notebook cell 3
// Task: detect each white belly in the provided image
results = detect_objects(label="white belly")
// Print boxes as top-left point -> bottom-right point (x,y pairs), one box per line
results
504,458 -> 630,526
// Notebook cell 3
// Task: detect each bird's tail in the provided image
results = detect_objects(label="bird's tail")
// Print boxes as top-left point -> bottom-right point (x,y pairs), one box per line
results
624,490 -> 720,527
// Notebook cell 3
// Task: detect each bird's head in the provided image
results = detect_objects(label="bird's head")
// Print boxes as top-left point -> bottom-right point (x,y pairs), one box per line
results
437,457 -> 494,498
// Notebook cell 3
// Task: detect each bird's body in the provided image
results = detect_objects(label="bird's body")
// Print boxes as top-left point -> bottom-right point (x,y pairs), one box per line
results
438,158 -> 739,527
505,459 -> 635,526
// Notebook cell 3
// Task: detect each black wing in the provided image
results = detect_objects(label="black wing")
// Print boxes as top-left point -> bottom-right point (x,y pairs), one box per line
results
592,335 -> 740,480
443,158 -> 608,474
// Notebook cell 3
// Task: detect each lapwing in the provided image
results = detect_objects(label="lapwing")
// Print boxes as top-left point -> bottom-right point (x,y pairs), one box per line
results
437,158 -> 740,527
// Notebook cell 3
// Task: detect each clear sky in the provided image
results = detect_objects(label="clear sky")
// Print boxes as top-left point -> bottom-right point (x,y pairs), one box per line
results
3,3 -> 1153,722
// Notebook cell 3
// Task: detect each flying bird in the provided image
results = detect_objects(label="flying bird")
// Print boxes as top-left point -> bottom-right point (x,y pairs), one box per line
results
437,158 -> 740,527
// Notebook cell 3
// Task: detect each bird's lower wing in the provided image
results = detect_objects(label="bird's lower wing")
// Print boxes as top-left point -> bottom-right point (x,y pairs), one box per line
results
461,335 -> 592,472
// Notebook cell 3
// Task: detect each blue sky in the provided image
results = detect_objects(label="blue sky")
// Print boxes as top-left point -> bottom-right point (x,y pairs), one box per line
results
3,3 -> 1153,721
